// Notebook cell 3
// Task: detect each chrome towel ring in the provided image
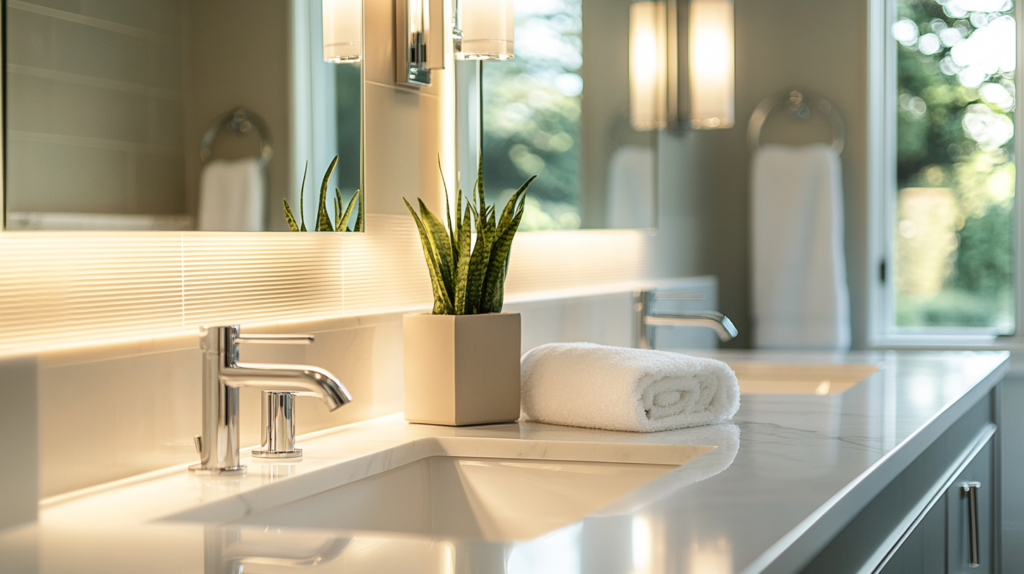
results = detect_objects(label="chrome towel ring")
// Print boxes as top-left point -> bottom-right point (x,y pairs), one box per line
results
747,89 -> 845,154
199,107 -> 274,168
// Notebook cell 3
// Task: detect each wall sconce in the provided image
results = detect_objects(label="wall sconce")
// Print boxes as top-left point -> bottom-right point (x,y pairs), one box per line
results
629,0 -> 734,131
323,0 -> 362,63
455,0 -> 515,60
395,0 -> 445,86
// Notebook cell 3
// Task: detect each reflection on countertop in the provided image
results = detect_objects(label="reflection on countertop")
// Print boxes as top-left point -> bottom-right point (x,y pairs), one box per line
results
0,350 -> 1008,574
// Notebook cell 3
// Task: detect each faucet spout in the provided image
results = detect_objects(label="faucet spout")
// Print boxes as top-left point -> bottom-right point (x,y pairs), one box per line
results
190,325 -> 353,475
226,363 -> 352,410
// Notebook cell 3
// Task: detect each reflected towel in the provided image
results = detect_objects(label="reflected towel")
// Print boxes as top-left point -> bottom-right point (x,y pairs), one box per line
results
751,144 -> 851,350
198,158 -> 265,231
520,343 -> 740,432
606,145 -> 655,228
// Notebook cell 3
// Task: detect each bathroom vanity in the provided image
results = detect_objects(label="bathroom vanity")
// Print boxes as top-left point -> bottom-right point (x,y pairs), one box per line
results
0,350 -> 1008,574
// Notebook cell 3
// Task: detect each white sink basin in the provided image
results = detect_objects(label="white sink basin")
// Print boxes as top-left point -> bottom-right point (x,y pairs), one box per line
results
727,362 -> 880,395
166,438 -> 715,542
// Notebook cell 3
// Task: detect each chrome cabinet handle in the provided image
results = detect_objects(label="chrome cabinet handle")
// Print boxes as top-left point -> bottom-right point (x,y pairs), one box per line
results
962,481 -> 982,568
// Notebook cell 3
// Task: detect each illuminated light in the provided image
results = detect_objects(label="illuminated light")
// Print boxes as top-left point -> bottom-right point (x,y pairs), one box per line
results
323,0 -> 362,63
815,380 -> 831,395
630,1 -> 669,130
629,0 -> 734,131
689,0 -> 735,129
456,0 -> 515,60
632,515 -> 652,573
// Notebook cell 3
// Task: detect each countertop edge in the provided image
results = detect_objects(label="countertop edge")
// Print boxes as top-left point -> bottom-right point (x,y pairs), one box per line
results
749,354 -> 1010,574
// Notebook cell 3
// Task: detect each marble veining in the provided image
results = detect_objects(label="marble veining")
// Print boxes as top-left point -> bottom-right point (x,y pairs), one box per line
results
0,350 -> 1008,574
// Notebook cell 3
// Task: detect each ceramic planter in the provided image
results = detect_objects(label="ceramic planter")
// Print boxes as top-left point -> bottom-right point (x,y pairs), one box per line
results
403,312 -> 521,426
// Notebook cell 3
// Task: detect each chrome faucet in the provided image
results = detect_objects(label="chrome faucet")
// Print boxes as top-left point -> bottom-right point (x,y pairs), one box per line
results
189,325 -> 353,475
634,289 -> 738,349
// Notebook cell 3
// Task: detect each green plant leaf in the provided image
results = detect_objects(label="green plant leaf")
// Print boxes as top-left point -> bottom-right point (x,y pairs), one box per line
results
464,203 -> 493,314
438,157 -> 458,266
417,199 -> 455,302
333,189 -> 343,232
299,162 -> 308,231
475,151 -> 486,215
453,204 -> 472,314
283,199 -> 299,232
404,198 -> 453,314
338,188 -> 357,232
316,156 -> 339,232
353,188 -> 364,232
481,201 -> 526,313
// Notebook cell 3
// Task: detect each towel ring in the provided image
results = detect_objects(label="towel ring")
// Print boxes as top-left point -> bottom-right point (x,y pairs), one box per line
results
199,107 -> 274,168
747,90 -> 845,155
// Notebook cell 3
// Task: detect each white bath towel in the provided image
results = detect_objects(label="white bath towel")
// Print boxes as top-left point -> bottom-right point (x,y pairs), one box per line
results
520,343 -> 740,433
606,145 -> 656,228
198,158 -> 266,231
751,144 -> 851,350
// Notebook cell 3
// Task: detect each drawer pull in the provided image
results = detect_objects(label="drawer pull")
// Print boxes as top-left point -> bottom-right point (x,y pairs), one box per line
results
962,481 -> 981,568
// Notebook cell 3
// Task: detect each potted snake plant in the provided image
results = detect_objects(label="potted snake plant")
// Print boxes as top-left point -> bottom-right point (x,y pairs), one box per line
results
403,159 -> 536,426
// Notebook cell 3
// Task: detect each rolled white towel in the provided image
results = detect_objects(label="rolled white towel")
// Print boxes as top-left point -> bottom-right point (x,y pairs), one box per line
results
520,343 -> 740,433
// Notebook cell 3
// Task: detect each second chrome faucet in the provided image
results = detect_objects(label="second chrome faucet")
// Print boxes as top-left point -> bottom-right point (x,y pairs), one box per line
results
189,325 -> 353,475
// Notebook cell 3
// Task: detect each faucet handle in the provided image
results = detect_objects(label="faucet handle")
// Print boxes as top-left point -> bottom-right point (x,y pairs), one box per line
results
236,334 -> 314,345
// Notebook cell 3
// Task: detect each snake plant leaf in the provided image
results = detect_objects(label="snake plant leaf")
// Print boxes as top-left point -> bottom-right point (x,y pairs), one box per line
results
299,162 -> 308,231
404,198 -> 453,314
464,205 -> 493,314
333,189 -> 343,232
337,188 -> 357,232
417,199 -> 456,301
316,156 -> 339,232
438,157 -> 458,265
481,200 -> 526,312
475,151 -> 486,214
453,204 -> 473,314
353,188 -> 364,232
283,199 -> 299,232
497,176 -> 536,231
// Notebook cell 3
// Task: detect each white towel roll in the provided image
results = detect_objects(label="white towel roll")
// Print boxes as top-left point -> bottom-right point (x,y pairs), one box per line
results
520,343 -> 740,433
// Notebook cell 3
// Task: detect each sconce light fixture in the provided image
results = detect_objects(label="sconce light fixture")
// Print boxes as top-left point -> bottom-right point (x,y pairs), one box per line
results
629,0 -> 734,131
395,0 -> 445,86
322,0 -> 362,63
455,0 -> 515,60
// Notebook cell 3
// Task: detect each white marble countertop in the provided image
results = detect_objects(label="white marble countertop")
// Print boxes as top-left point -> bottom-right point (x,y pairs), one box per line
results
0,350 -> 1009,574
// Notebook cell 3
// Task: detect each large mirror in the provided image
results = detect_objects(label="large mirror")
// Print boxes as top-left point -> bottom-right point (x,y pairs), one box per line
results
3,0 -> 363,232
458,0 -> 658,231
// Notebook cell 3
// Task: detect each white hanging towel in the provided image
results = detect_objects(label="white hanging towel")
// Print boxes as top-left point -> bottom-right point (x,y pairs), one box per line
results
606,145 -> 656,228
197,158 -> 265,231
751,144 -> 850,350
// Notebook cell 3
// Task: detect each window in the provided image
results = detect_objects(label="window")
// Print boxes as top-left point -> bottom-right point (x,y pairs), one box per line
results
884,0 -> 1017,336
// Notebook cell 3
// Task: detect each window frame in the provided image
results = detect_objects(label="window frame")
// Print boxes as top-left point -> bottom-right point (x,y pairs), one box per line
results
867,0 -> 1024,352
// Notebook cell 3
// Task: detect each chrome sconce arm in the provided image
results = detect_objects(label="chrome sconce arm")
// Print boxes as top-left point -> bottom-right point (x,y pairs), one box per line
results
395,0 -> 445,86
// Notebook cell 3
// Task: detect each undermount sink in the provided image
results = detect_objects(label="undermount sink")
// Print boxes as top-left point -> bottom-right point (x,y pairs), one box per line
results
727,362 -> 880,395
166,438 -> 715,542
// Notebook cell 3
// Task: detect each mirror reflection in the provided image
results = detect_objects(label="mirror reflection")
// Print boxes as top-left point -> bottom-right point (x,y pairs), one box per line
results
3,0 -> 363,232
469,0 -> 657,231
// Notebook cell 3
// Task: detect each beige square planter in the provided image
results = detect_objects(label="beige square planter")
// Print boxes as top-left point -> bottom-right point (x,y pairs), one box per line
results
403,312 -> 521,426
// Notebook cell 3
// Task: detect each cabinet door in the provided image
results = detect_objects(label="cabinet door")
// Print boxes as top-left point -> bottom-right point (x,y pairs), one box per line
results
877,499 -> 946,574
948,441 -> 994,574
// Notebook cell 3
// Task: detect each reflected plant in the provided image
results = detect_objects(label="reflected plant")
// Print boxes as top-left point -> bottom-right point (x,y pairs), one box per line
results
405,158 -> 536,315
283,155 -> 364,232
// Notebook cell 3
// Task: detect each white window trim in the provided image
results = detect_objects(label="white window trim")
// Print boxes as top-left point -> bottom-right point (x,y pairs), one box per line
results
866,0 -> 1024,367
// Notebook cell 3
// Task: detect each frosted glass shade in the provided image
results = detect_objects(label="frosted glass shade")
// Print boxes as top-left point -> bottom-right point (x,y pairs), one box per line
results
457,0 -> 514,60
689,0 -> 734,128
323,0 -> 362,63
629,1 -> 668,131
